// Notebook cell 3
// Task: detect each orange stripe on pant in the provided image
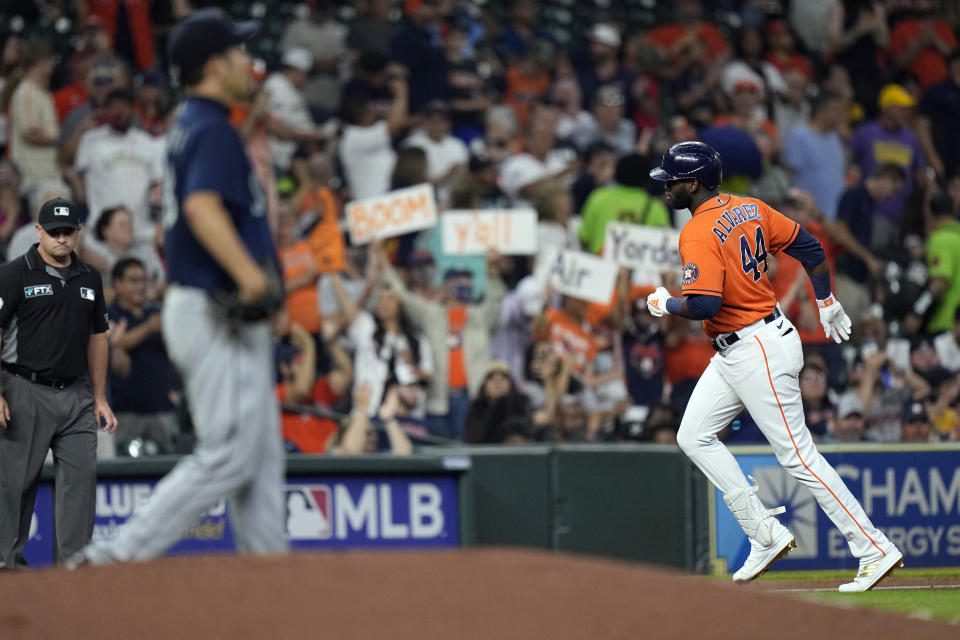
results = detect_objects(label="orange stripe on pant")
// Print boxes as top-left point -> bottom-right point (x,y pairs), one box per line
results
754,336 -> 885,557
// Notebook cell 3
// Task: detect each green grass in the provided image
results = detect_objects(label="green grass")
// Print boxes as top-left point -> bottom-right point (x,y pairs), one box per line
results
705,566 -> 960,622
758,567 -> 960,581
748,567 -> 960,624
800,590 -> 960,624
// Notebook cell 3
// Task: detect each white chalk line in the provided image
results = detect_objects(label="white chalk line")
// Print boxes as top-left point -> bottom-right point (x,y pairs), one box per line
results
768,584 -> 960,593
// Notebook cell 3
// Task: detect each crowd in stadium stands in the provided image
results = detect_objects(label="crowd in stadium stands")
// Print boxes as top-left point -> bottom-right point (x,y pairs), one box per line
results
1,0 -> 959,457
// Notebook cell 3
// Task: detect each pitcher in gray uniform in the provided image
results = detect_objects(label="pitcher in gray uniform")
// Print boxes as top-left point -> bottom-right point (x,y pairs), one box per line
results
0,197 -> 117,568
70,9 -> 288,565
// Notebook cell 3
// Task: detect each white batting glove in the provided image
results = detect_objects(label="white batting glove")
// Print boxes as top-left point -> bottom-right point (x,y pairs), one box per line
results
646,286 -> 671,318
817,293 -> 852,343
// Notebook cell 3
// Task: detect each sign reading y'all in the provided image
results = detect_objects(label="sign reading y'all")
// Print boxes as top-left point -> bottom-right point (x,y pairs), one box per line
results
346,184 -> 437,245
534,246 -> 618,304
441,209 -> 538,255
603,223 -> 682,272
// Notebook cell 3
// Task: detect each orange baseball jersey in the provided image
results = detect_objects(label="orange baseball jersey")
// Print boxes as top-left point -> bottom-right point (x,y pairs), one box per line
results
679,193 -> 800,337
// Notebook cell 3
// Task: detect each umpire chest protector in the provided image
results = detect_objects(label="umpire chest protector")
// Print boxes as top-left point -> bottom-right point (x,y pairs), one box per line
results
0,244 -> 108,380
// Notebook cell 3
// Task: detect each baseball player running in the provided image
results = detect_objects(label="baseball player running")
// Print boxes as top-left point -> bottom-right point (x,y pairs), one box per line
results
69,9 -> 287,565
646,142 -> 902,591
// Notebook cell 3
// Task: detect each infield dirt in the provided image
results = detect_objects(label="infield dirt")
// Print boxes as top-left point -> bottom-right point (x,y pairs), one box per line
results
0,548 -> 956,639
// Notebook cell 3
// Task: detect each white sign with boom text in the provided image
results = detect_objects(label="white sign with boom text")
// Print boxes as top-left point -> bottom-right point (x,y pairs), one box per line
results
346,184 -> 437,245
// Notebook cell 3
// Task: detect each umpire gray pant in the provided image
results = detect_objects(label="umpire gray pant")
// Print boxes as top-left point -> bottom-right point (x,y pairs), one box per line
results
96,286 -> 288,561
0,372 -> 97,568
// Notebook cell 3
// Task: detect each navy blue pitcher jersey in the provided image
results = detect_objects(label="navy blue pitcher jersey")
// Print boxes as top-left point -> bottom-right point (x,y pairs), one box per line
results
162,97 -> 276,291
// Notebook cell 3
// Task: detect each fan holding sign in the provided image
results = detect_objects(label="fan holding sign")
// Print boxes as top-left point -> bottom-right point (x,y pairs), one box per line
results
533,246 -> 618,305
603,222 -> 682,286
441,209 -> 538,255
345,183 -> 438,245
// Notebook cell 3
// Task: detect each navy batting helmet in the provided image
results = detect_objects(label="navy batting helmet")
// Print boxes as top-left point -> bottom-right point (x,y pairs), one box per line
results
649,141 -> 722,190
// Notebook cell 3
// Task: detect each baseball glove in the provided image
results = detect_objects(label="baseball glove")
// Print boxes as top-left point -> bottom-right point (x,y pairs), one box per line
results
210,260 -> 285,323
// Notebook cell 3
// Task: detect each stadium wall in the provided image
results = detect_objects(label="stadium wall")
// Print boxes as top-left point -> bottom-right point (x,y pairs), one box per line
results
30,444 -> 960,572
28,445 -> 710,570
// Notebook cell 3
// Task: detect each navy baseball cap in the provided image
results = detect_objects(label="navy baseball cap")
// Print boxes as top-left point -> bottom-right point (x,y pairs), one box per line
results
901,399 -> 927,423
38,198 -> 81,231
167,8 -> 259,81
443,267 -> 472,280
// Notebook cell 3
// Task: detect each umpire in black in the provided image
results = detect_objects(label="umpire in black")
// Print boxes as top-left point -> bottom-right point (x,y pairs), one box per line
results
0,197 -> 118,568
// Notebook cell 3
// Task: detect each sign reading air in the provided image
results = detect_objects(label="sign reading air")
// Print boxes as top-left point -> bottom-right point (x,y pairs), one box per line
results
534,246 -> 618,304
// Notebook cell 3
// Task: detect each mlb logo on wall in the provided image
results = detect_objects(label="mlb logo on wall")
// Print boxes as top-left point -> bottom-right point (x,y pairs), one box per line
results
80,287 -> 96,301
286,485 -> 332,540
283,476 -> 459,549
54,206 -> 70,216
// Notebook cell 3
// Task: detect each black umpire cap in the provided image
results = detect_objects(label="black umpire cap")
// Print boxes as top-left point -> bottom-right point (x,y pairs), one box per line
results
38,198 -> 81,231
167,8 -> 259,81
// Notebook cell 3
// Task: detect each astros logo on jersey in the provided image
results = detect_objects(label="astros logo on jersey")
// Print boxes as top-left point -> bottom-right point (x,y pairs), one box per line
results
682,262 -> 699,285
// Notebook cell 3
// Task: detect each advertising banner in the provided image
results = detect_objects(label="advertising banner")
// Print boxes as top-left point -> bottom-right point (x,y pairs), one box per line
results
93,479 -> 236,555
441,209 -> 538,255
284,475 -> 459,549
28,474 -> 459,566
346,184 -> 437,245
712,447 -> 960,572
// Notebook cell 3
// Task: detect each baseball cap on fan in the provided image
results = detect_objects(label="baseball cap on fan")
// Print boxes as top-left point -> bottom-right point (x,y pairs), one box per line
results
588,23 -> 621,49
38,198 -> 81,231
878,84 -> 915,109
167,8 -> 259,82
901,399 -> 927,423
836,393 -> 864,419
282,47 -> 313,73
515,276 -> 545,317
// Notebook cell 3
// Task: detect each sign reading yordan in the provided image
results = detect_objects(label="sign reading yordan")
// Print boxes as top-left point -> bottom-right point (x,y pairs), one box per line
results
442,209 -> 538,255
603,223 -> 681,272
346,184 -> 437,245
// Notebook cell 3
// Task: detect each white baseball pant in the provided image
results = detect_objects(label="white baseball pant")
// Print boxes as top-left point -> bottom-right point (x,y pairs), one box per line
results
677,314 -> 890,560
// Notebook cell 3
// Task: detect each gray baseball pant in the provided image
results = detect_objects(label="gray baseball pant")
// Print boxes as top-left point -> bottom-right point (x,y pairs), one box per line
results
94,286 -> 288,561
0,372 -> 97,567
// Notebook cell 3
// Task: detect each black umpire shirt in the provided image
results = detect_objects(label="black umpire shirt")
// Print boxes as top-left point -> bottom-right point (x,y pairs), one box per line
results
0,244 -> 109,380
